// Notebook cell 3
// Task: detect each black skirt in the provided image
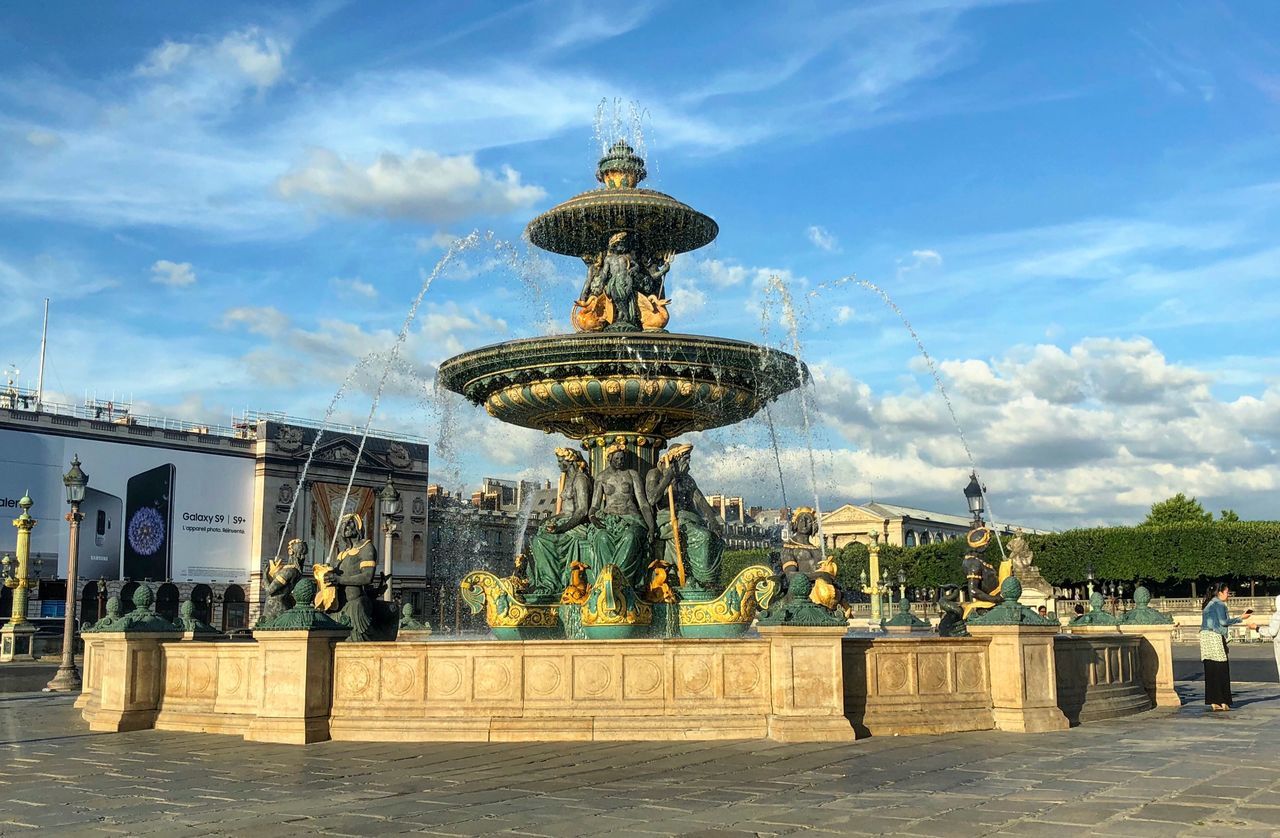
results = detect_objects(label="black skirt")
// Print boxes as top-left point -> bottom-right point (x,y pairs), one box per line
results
1203,653 -> 1232,706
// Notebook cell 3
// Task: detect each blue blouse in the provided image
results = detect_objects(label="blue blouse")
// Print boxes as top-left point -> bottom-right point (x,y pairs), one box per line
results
1201,599 -> 1241,636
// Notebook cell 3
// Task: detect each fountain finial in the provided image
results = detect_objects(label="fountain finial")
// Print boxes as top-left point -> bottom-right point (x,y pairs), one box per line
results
597,140 -> 647,189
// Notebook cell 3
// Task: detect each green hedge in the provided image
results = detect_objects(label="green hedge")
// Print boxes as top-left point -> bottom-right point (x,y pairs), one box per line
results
718,522 -> 1280,592
1026,522 -> 1280,584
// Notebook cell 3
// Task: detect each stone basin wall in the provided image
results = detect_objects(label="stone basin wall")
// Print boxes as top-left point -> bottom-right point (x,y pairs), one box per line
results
77,622 -> 1174,744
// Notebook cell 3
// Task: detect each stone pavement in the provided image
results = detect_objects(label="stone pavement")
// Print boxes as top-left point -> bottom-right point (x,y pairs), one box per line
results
0,681 -> 1278,837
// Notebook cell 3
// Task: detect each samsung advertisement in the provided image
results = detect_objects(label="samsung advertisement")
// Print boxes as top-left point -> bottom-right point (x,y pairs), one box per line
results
0,430 -> 254,582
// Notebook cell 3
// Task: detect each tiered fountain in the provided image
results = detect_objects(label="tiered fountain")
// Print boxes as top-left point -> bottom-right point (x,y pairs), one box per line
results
438,141 -> 806,639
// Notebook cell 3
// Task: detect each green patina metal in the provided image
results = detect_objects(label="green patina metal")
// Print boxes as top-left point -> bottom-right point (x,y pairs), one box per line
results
1120,585 -> 1174,625
756,573 -> 848,628
83,596 -> 123,633
1068,591 -> 1121,627
255,579 -> 347,632
882,596 -> 932,631
398,602 -> 433,632
177,600 -> 219,635
968,577 -> 1056,627
93,585 -> 180,634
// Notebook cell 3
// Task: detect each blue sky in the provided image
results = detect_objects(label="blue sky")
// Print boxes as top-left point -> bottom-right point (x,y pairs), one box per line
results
2,0 -> 1279,528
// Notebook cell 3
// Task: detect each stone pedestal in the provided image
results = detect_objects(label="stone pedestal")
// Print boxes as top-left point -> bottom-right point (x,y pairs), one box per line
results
0,622 -> 37,662
967,624 -> 1068,733
1012,567 -> 1054,611
75,635 -> 105,710
246,629 -> 346,745
1118,624 -> 1180,708
84,632 -> 182,732
757,625 -> 856,742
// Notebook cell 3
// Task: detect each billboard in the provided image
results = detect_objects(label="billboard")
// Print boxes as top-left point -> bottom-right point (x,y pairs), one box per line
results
0,429 -> 254,582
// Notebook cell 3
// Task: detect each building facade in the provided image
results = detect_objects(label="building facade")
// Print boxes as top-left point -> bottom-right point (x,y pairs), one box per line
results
0,400 -> 427,630
819,501 -> 1048,550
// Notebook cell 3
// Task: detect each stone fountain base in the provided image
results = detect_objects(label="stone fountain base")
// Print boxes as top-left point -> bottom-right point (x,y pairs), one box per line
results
76,623 -> 1174,745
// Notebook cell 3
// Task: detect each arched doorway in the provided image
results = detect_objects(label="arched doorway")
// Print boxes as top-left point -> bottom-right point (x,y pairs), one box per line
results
222,585 -> 247,631
119,581 -> 139,614
191,584 -> 213,626
80,582 -> 99,625
156,583 -> 180,623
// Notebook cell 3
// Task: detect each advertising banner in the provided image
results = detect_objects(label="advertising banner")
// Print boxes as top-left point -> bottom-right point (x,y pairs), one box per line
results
0,429 -> 254,582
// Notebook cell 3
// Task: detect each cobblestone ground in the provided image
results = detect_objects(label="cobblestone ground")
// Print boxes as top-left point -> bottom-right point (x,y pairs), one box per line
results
0,681 -> 1277,837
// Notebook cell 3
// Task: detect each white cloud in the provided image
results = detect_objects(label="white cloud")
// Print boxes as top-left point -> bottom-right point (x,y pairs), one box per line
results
220,305 -> 289,336
24,129 -> 62,149
806,225 -> 839,252
417,231 -> 460,251
150,259 -> 196,287
276,149 -> 546,223
331,277 -> 378,299
136,27 -> 288,90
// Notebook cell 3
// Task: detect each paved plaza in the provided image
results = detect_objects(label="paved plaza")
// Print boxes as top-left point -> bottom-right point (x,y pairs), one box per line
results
0,675 -> 1276,837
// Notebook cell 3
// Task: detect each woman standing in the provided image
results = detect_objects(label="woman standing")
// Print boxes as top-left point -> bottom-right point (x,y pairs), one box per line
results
1200,583 -> 1253,711
1247,594 -> 1280,681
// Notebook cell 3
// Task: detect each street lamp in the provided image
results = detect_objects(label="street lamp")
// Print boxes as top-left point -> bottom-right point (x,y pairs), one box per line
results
47,455 -> 87,692
1084,562 -> 1095,599
963,471 -> 985,525
378,475 -> 402,603
898,568 -> 907,602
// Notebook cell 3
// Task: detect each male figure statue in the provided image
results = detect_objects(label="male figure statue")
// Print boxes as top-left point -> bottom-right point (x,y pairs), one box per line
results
588,441 -> 654,588
527,448 -> 594,601
644,443 -> 725,594
261,538 -> 307,625
320,514 -> 378,641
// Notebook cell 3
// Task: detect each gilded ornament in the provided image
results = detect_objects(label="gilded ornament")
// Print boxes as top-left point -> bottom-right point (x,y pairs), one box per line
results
532,381 -> 552,400
678,380 -> 695,396
460,571 -> 560,638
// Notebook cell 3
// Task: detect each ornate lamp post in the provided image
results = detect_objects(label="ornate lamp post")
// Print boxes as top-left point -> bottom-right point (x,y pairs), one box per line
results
860,533 -> 886,624
1084,562 -> 1096,599
378,475 -> 402,603
898,568 -> 907,602
47,455 -> 88,691
1,493 -> 40,662
964,471 -> 985,526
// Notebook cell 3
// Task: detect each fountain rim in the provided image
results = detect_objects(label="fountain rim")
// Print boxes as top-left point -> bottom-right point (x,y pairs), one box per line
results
437,331 -> 809,402
524,186 -> 719,257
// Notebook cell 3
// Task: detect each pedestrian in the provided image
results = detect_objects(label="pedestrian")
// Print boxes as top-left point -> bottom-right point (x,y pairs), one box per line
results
1036,605 -> 1048,619
1200,583 -> 1253,711
1246,594 -> 1280,681
1073,604 -> 1085,618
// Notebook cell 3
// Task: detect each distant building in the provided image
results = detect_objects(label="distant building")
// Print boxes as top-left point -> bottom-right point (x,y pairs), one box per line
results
819,501 -> 1049,550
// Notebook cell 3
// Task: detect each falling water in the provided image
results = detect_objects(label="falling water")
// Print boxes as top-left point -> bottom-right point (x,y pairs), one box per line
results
323,233 -> 486,561
271,354 -> 377,561
761,403 -> 790,511
763,274 -> 827,561
816,275 -> 1007,560
510,489 -> 536,563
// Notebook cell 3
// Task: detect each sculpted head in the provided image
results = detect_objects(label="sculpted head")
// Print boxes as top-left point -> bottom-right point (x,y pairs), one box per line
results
608,231 -> 629,253
287,538 -> 308,564
664,443 -> 693,472
555,447 -> 587,474
606,440 -> 628,470
340,513 -> 363,541
790,507 -> 817,539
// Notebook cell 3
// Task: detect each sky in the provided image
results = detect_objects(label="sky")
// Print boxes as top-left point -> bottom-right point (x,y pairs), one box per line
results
2,0 -> 1279,530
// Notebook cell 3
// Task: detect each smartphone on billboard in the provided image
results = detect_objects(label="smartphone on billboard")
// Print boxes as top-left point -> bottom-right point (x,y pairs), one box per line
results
123,464 -> 175,581
78,487 -> 122,581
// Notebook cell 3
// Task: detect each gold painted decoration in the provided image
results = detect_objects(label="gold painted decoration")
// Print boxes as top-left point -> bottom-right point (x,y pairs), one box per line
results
460,570 -> 559,630
312,564 -> 337,611
571,294 -> 614,332
560,560 -> 590,604
678,564 -> 775,627
644,558 -> 679,604
637,293 -> 670,330
581,564 -> 653,627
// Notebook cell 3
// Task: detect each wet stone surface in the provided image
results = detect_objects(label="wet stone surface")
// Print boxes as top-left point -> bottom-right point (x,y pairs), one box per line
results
0,681 -> 1278,836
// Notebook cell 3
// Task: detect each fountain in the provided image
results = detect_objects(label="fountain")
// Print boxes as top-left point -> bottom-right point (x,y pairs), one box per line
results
75,134 -> 1181,747
438,140 -> 806,639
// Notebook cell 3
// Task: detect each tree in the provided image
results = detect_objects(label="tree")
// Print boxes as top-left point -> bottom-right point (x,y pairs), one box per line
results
1143,493 -> 1213,526
1219,509 -> 1241,523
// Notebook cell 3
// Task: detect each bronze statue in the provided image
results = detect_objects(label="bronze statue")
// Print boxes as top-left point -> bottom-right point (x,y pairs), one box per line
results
573,232 -> 675,332
644,443 -> 724,593
961,526 -> 1008,619
936,585 -> 968,637
260,539 -> 307,625
315,514 -> 379,641
780,507 -> 823,574
588,441 -> 654,588
528,448 -> 594,601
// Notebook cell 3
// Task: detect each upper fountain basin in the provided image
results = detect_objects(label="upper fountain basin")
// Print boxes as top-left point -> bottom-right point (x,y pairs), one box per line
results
526,187 -> 719,257
437,331 -> 807,440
